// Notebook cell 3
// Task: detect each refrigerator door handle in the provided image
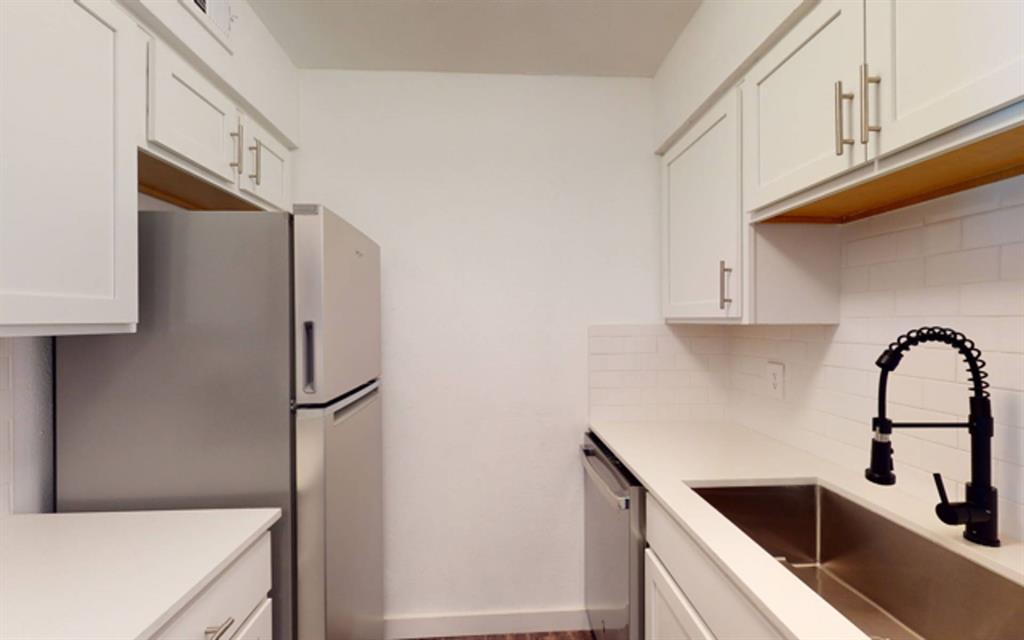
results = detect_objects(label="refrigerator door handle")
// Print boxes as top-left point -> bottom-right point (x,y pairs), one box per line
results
303,321 -> 316,394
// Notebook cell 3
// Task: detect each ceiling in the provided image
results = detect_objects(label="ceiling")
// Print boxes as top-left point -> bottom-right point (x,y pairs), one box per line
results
249,0 -> 701,77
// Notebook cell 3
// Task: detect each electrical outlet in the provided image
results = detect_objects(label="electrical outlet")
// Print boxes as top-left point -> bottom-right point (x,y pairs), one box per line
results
767,361 -> 785,400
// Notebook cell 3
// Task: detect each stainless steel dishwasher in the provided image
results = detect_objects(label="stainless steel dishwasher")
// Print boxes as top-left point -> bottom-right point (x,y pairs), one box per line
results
582,431 -> 645,640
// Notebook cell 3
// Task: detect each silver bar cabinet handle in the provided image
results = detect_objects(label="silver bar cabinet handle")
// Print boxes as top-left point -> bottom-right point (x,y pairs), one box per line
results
248,139 -> 262,186
719,260 -> 732,310
859,64 -> 881,144
229,123 -> 244,175
834,81 -> 854,155
204,617 -> 235,640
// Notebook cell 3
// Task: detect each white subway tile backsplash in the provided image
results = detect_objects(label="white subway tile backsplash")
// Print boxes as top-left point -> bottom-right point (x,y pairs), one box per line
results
924,247 -> 1000,286
923,219 -> 962,255
893,286 -> 960,317
960,281 -> 1024,316
869,259 -> 925,291
846,228 -> 922,267
1000,243 -> 1024,280
962,206 -> 1024,249
918,183 -> 1003,223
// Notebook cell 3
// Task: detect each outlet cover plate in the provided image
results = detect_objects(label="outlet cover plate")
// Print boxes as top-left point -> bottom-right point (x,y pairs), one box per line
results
767,361 -> 785,400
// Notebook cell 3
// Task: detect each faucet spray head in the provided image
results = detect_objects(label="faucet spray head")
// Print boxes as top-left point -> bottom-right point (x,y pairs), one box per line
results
865,417 -> 895,485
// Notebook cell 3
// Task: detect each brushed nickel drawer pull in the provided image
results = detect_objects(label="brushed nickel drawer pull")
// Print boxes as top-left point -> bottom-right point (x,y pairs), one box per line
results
860,64 -> 881,144
204,617 -> 235,640
834,81 -> 854,155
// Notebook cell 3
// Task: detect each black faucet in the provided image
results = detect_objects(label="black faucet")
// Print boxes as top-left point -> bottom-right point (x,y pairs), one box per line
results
866,326 -> 1000,547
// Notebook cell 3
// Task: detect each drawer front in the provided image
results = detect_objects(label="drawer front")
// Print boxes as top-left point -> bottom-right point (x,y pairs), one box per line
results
155,533 -> 271,640
645,550 -> 714,640
234,598 -> 272,640
646,498 -> 781,640
148,39 -> 238,184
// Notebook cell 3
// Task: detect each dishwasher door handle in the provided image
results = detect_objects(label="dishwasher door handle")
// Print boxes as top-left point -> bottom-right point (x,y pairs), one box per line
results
583,452 -> 630,511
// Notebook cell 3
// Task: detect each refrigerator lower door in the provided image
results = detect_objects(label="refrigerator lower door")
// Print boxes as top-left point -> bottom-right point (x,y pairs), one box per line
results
293,204 -> 381,405
296,384 -> 384,640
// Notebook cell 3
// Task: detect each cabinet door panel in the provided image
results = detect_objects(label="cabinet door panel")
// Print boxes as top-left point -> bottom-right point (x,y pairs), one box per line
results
239,114 -> 291,211
0,0 -> 139,329
744,0 -> 865,210
148,39 -> 237,183
866,0 -> 1024,157
645,550 -> 714,640
235,599 -> 273,640
663,90 -> 740,320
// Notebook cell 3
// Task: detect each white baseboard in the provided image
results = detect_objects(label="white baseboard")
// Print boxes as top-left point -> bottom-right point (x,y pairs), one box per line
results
385,608 -> 589,639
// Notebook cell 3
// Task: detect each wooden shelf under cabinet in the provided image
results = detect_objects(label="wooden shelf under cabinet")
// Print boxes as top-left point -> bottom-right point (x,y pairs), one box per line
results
139,151 -> 260,211
764,124 -> 1024,224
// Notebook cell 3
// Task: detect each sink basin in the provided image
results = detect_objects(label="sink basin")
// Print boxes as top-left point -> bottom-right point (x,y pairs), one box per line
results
694,485 -> 1024,640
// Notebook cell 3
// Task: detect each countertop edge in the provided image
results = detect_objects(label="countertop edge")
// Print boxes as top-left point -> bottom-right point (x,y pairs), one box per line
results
136,508 -> 282,640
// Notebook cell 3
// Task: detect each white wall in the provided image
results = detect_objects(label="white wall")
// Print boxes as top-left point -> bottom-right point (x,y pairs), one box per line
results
589,176 -> 1024,543
0,337 -> 52,516
652,0 -> 806,150
295,70 -> 661,636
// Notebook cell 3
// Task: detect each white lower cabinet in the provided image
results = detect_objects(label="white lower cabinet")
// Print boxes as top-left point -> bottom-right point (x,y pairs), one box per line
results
234,598 -> 273,640
645,550 -> 714,640
646,497 -> 783,640
0,0 -> 141,335
154,533 -> 271,640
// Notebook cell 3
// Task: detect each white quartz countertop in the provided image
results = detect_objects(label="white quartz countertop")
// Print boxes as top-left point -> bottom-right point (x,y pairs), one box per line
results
589,420 -> 1024,640
0,508 -> 281,640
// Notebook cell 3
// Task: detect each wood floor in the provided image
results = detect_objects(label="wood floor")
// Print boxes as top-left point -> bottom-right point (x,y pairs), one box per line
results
420,632 -> 591,640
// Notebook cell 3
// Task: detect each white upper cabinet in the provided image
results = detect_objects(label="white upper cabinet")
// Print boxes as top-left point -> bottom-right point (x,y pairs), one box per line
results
239,113 -> 292,211
743,0 -> 866,210
0,0 -> 141,335
864,0 -> 1024,158
662,90 -> 741,321
148,39 -> 239,185
146,39 -> 292,211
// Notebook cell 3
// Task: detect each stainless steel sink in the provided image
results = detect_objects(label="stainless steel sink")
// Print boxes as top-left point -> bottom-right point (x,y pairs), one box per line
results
694,485 -> 1024,640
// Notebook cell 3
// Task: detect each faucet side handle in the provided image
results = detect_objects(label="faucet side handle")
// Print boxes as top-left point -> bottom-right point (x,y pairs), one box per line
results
933,473 -> 974,526
933,472 -> 950,504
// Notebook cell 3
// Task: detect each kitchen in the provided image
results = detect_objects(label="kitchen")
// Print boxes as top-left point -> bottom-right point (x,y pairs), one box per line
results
1,1 -> 1022,640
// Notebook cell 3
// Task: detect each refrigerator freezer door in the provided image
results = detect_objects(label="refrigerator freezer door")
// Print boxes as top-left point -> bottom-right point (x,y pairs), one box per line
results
294,204 -> 381,405
56,210 -> 295,640
296,384 -> 384,640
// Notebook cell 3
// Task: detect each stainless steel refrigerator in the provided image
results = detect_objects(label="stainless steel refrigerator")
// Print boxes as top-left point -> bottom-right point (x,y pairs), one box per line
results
55,204 -> 383,640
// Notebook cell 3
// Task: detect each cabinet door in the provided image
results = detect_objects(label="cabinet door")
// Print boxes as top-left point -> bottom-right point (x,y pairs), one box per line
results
0,0 -> 140,331
663,90 -> 741,320
865,0 -> 1024,158
645,550 -> 714,640
239,114 -> 291,211
235,599 -> 273,640
743,0 -> 865,210
148,38 -> 239,184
